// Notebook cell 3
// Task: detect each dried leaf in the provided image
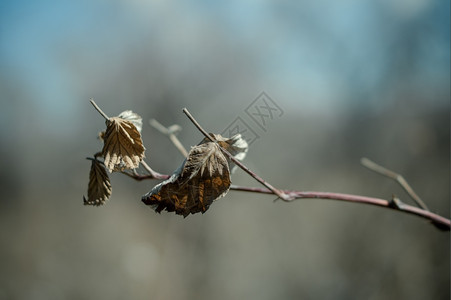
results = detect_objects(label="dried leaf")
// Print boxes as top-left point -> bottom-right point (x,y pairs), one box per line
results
84,159 -> 112,206
142,139 -> 232,217
102,117 -> 146,172
201,133 -> 248,172
142,134 -> 247,216
118,110 -> 143,133
98,111 -> 141,141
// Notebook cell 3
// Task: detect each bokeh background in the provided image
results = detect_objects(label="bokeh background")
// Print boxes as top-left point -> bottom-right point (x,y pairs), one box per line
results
0,0 -> 449,299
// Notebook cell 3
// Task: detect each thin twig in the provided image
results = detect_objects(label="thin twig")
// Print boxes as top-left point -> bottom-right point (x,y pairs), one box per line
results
361,158 -> 429,211
122,170 -> 170,181
149,119 -> 188,157
140,160 -> 169,180
86,157 -> 100,162
182,108 -> 293,201
89,98 -> 110,121
86,157 -> 169,180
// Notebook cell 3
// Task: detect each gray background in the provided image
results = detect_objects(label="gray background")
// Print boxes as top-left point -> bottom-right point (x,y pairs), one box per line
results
0,1 -> 449,299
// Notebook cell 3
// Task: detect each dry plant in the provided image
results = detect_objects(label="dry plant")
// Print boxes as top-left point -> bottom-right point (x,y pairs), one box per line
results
83,99 -> 450,231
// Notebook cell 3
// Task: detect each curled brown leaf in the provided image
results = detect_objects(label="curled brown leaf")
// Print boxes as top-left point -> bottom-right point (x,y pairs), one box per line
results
142,133 -> 247,216
84,159 -> 112,206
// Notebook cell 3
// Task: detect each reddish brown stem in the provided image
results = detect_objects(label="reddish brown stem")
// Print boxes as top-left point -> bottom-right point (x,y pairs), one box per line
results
230,185 -> 450,230
122,171 -> 170,181
122,169 -> 450,230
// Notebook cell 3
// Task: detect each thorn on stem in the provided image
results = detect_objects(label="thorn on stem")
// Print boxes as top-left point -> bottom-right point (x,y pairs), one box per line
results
389,195 -> 404,209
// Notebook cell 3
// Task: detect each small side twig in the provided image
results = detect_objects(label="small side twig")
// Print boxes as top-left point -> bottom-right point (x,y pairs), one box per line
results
182,108 -> 294,201
149,119 -> 188,157
86,156 -> 101,163
122,169 -> 170,181
140,160 -> 169,180
90,98 -> 110,121
361,157 -> 429,211
86,157 -> 169,181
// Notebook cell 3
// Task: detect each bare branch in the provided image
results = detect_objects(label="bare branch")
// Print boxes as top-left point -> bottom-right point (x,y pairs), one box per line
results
121,169 -> 170,181
87,157 -> 169,181
182,108 -> 293,201
149,119 -> 188,157
229,185 -> 450,231
361,157 -> 429,211
89,98 -> 110,121
140,160 -> 170,180
114,159 -> 451,230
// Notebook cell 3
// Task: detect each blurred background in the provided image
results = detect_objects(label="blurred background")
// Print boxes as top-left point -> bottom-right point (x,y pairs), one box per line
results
0,0 -> 449,299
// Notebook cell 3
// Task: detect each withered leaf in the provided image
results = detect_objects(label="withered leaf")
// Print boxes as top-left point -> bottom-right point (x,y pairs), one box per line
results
102,117 -> 146,172
201,133 -> 248,173
98,110 -> 142,140
143,144 -> 230,216
84,159 -> 112,206
142,133 -> 247,217
117,110 -> 143,133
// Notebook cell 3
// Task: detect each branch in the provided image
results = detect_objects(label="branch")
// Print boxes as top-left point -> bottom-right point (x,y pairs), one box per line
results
182,108 -> 294,201
91,105 -> 449,231
86,157 -> 170,181
121,169 -> 170,181
123,168 -> 451,231
229,185 -> 450,231
139,160 -> 170,180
